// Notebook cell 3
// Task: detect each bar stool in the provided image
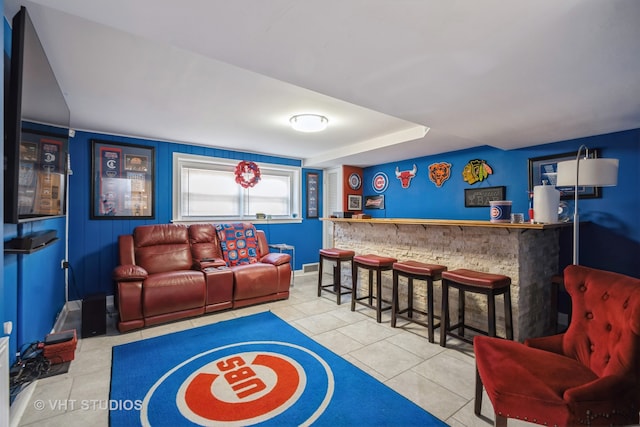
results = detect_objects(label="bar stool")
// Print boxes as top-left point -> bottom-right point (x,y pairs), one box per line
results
351,254 -> 397,322
440,268 -> 513,347
391,261 -> 447,343
317,248 -> 355,305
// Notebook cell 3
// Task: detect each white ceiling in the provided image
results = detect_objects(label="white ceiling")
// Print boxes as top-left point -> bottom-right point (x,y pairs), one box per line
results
5,0 -> 640,168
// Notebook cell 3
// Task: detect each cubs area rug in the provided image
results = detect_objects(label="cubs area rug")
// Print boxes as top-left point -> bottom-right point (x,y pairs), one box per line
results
109,311 -> 446,426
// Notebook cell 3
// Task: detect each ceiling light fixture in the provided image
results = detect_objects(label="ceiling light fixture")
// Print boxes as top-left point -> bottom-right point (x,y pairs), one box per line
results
289,114 -> 329,132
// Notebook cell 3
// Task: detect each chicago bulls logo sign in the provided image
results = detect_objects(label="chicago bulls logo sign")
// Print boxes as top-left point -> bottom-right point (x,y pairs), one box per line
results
395,164 -> 417,188
428,162 -> 451,187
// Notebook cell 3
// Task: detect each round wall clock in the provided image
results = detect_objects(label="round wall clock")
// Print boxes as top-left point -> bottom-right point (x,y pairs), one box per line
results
348,173 -> 362,190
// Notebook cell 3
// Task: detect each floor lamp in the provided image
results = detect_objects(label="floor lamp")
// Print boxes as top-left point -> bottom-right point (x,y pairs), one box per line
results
556,145 -> 618,265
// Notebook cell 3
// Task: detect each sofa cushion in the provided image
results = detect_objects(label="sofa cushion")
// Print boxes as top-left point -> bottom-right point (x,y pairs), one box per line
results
142,270 -> 205,317
231,263 -> 278,300
216,223 -> 259,266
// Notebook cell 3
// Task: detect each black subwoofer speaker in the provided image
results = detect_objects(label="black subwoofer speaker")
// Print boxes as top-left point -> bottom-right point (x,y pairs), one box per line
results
82,293 -> 106,338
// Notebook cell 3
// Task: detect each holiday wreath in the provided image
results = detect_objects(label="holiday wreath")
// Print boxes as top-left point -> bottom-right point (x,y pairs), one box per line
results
235,161 -> 261,188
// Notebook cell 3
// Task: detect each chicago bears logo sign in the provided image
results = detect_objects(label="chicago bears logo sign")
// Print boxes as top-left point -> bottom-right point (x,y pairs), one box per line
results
428,162 -> 451,187
140,341 -> 333,426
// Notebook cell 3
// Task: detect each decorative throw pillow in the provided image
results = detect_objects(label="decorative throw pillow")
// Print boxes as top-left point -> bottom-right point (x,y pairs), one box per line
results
215,223 -> 259,267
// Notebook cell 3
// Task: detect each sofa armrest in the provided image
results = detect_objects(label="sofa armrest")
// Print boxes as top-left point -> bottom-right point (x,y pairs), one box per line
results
113,264 -> 148,282
524,333 -> 565,355
118,235 -> 136,265
260,252 -> 291,266
193,258 -> 227,270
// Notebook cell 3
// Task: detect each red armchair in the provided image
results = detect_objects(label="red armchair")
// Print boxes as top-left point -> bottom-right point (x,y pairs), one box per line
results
474,265 -> 640,426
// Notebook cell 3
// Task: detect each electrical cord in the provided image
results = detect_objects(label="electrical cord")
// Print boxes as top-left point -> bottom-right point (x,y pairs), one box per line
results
9,341 -> 51,402
66,261 -> 82,301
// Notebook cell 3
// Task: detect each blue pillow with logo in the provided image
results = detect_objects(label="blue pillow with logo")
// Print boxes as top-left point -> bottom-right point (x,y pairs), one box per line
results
215,223 -> 259,266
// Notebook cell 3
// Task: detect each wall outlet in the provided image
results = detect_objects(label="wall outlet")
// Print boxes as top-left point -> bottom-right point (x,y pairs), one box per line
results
3,321 -> 12,335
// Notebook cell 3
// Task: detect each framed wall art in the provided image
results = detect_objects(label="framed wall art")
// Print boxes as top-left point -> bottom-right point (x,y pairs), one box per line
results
528,150 -> 601,199
347,194 -> 362,211
91,140 -> 155,219
364,195 -> 385,210
464,186 -> 506,207
306,172 -> 319,218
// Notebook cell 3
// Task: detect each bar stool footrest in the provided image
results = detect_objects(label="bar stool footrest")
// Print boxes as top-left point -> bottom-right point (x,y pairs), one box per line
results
395,309 -> 440,329
320,284 -> 352,296
353,296 -> 392,312
445,323 -> 492,345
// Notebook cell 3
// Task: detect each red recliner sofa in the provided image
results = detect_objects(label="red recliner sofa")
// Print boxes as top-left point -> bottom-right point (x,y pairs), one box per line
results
113,223 -> 291,332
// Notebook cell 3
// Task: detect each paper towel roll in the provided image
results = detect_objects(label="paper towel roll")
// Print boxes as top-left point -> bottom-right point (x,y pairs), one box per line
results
533,184 -> 560,223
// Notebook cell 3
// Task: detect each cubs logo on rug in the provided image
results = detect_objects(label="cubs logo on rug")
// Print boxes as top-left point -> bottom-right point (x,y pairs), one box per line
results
110,312 -> 446,426
142,342 -> 332,426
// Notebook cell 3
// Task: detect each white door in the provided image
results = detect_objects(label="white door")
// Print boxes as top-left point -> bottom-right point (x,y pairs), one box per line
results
323,167 -> 342,248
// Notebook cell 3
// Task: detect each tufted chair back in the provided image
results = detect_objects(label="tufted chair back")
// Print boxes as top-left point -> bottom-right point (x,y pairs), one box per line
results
562,264 -> 640,388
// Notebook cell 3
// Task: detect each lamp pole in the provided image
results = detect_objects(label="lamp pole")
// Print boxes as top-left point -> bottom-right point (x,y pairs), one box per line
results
571,145 -> 586,265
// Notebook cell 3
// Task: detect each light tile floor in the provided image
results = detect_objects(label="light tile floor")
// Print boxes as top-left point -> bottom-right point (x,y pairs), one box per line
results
14,272 -> 535,427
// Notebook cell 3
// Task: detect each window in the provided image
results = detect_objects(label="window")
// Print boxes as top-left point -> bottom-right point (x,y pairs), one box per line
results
173,153 -> 301,222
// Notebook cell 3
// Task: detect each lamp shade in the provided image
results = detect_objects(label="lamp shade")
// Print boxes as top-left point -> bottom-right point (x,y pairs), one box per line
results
556,158 -> 619,187
289,114 -> 328,132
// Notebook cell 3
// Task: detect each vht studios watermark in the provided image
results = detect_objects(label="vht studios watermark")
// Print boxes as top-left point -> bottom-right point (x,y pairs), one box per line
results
34,399 -> 142,411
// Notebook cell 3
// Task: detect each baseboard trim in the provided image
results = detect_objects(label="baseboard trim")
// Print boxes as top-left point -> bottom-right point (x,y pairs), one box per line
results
54,296 -> 115,333
10,382 -> 36,427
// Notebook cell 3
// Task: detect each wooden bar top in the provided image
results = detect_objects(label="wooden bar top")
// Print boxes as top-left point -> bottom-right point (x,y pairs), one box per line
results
321,217 -> 570,230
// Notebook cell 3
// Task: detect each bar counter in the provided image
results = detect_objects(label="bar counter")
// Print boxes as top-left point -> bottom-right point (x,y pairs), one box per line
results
322,217 -> 570,341
322,217 -> 568,230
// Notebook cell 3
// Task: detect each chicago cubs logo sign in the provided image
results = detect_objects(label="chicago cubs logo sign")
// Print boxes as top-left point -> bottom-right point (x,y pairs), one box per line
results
372,172 -> 389,193
141,341 -> 334,426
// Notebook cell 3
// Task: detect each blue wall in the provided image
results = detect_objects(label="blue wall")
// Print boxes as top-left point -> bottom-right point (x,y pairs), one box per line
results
66,130 -> 324,299
362,129 -> 640,277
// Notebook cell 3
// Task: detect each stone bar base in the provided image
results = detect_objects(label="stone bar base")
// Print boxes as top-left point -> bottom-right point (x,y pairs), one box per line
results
328,220 -> 561,341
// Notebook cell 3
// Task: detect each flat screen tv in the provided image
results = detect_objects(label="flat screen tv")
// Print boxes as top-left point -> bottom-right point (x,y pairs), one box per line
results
4,6 -> 70,224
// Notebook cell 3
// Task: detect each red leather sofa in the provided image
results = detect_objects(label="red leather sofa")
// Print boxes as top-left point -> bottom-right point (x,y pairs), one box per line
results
113,223 -> 291,332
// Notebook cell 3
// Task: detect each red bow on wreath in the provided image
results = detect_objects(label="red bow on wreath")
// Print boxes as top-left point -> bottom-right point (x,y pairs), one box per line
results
235,161 -> 261,188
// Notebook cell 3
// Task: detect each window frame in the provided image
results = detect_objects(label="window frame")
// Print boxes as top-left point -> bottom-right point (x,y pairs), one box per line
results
172,152 -> 302,224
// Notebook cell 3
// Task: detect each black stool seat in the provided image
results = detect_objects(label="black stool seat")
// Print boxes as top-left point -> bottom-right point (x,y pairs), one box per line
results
318,248 -> 355,305
351,254 -> 397,322
392,261 -> 447,343
440,268 -> 513,347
